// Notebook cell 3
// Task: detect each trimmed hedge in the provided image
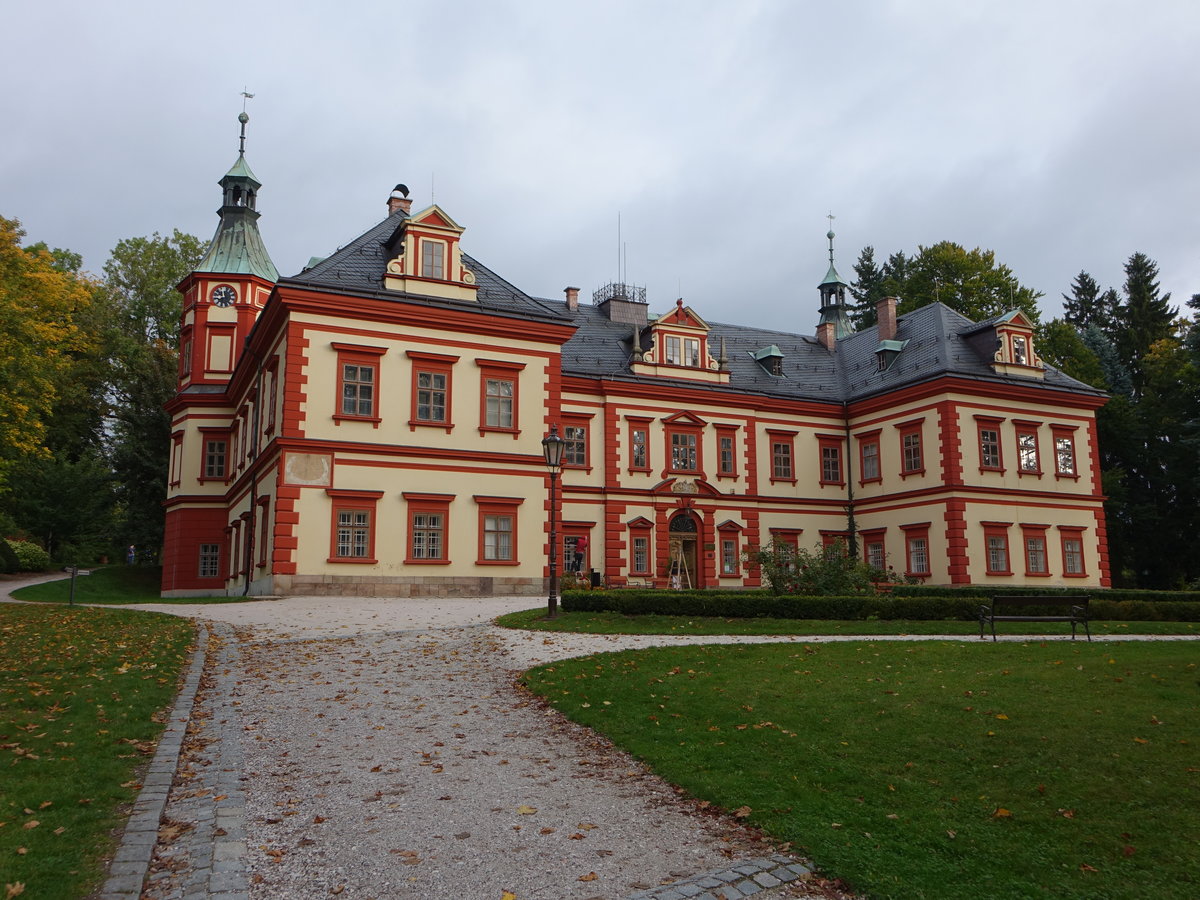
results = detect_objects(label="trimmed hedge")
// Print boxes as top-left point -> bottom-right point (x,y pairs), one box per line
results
562,589 -> 1200,622
888,584 -> 1200,604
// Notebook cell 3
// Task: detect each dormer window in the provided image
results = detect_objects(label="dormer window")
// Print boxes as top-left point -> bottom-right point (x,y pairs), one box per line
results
421,240 -> 445,279
1013,336 -> 1028,365
664,335 -> 701,367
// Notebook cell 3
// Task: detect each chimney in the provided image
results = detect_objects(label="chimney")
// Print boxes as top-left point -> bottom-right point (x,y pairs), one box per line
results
564,286 -> 580,311
387,183 -> 413,216
877,296 -> 898,342
817,322 -> 837,351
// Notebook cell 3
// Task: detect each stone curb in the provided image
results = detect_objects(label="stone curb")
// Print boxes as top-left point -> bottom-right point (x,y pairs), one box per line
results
624,854 -> 812,900
99,623 -> 209,899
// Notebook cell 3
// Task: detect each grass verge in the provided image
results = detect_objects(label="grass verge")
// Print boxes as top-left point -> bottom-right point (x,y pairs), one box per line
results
496,607 -> 1200,637
9,566 -> 247,605
522,640 -> 1199,900
0,604 -> 194,899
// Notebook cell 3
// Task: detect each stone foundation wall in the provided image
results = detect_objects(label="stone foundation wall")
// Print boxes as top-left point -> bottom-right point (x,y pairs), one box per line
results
269,574 -> 545,598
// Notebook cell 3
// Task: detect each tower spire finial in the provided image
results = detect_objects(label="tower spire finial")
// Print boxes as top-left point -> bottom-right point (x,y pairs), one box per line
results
238,89 -> 255,156
826,211 -> 836,265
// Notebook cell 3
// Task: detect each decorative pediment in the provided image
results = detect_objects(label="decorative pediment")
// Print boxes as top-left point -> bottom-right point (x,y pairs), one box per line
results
629,299 -> 730,384
383,204 -> 478,301
661,410 -> 708,427
650,477 -> 722,497
655,299 -> 711,331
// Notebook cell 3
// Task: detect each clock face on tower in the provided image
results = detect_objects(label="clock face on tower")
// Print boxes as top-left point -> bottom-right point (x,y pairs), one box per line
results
211,285 -> 237,307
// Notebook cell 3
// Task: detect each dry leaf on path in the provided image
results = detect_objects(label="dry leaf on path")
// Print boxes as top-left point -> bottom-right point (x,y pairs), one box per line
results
516,805 -> 537,815
578,872 -> 598,882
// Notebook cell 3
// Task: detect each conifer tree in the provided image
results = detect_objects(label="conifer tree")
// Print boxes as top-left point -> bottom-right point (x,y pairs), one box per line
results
1117,252 -> 1176,394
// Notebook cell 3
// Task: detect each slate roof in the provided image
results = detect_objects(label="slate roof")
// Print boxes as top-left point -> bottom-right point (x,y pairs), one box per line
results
281,210 -> 569,326
277,211 -> 1102,406
555,299 -> 1104,405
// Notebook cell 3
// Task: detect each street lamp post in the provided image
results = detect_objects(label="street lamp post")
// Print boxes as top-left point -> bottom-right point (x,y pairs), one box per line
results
542,425 -> 566,619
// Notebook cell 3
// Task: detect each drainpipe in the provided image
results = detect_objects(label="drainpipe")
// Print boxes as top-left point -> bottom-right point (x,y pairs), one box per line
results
843,402 -> 858,558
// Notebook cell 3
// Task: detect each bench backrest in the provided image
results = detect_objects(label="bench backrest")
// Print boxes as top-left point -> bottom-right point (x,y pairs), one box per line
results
990,595 -> 1089,608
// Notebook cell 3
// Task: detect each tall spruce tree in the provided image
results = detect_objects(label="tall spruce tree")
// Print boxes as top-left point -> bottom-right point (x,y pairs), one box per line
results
849,246 -> 886,329
1118,251 -> 1176,394
1061,270 -> 1120,333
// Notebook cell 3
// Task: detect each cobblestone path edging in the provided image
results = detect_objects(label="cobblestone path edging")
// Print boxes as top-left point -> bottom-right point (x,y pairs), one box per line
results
99,625 -> 210,898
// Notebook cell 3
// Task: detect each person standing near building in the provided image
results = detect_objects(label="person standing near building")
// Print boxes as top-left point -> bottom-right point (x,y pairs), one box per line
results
574,534 -> 588,574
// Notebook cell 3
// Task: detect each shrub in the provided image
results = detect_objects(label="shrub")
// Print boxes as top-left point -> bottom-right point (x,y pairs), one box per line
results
745,540 -> 890,596
6,539 -> 51,572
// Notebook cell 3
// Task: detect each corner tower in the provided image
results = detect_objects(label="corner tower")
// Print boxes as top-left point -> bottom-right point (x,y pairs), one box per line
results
816,223 -> 852,340
176,112 -> 278,389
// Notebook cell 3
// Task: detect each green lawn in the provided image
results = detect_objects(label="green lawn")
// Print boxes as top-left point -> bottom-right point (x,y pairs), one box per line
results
9,566 -> 247,605
0,604 -> 194,899
497,607 -> 1200,637
522,641 -> 1200,900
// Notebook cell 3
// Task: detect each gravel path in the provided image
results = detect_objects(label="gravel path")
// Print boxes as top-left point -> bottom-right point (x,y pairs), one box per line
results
102,597 -> 844,900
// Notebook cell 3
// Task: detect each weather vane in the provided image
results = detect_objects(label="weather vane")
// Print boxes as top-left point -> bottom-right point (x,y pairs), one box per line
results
241,88 -> 255,112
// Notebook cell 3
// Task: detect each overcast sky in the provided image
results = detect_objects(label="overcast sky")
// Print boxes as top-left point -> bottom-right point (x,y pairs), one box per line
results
4,0 -> 1197,331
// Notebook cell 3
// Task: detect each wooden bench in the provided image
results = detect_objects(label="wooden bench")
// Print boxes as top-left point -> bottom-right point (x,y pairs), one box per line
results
979,595 -> 1091,641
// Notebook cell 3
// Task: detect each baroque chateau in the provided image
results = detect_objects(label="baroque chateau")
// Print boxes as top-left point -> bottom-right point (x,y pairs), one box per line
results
161,120 -> 1110,597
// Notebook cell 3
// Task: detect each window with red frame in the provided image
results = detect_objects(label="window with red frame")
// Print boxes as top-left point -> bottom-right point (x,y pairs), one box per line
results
627,518 -> 653,576
716,426 -> 738,477
562,415 -> 592,468
668,429 -> 701,473
1014,420 -> 1041,475
169,431 -> 183,486
408,350 -> 458,430
333,343 -> 387,423
857,430 -> 881,483
975,416 -> 1004,471
768,431 -> 796,482
861,528 -> 886,571
404,493 -> 452,564
1052,426 -> 1078,477
1022,525 -> 1050,576
1059,527 -> 1087,576
327,489 -> 383,563
817,435 -> 844,485
901,524 -> 931,577
627,418 -> 652,471
421,239 -> 445,279
982,522 -> 1012,575
476,496 -> 523,565
477,359 -> 524,435
897,420 -> 924,476
264,357 -> 279,435
718,522 -> 743,576
198,543 -> 220,579
257,498 -> 270,568
769,528 -> 802,550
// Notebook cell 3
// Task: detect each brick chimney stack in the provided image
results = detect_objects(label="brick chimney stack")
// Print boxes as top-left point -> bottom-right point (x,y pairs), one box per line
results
564,286 -> 580,311
387,184 -> 413,216
817,322 -> 837,351
877,296 -> 898,342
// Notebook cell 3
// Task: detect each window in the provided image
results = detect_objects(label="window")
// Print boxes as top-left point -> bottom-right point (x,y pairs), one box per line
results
327,490 -> 382,563
632,535 -> 650,575
562,416 -> 592,467
861,528 -> 887,572
717,430 -> 737,477
902,524 -> 931,577
404,493 -> 452,564
333,343 -> 387,424
718,522 -> 743,577
672,432 -> 698,472
1022,525 -> 1050,576
263,358 -> 279,435
684,338 -> 701,368
169,432 -> 184,487
769,529 -> 802,551
665,335 -> 681,365
477,359 -> 524,435
1014,420 -> 1041,475
627,518 -> 653,576
257,498 -> 270,568
858,431 -> 881,483
1059,527 -> 1087,577
818,435 -> 844,485
975,416 -> 1004,471
627,418 -> 651,471
897,420 -> 924,476
1052,426 -> 1078,478
198,543 -> 220,578
421,239 -> 445,279
407,351 -> 458,430
983,522 -> 1012,575
767,431 -> 796,483
1012,335 -> 1029,365
475,496 -> 523,565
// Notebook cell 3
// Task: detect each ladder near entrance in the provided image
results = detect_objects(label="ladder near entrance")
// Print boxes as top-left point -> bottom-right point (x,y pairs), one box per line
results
669,540 -> 692,590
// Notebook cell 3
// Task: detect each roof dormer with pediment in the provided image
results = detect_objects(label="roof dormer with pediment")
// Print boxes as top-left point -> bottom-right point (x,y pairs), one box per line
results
630,299 -> 731,385
961,309 -> 1045,380
382,205 -> 479,302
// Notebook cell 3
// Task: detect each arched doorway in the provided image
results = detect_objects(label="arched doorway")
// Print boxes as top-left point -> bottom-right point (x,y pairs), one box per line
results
668,511 -> 702,589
